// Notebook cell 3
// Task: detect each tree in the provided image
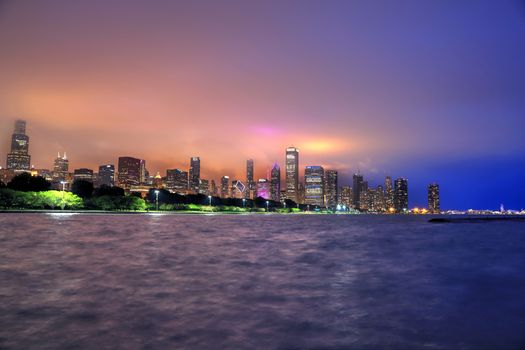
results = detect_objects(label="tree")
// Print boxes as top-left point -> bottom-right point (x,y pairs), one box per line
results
93,185 -> 125,197
71,180 -> 94,198
7,173 -> 51,192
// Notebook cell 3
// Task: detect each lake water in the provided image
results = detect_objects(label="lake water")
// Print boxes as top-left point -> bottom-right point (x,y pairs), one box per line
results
1,213 -> 524,349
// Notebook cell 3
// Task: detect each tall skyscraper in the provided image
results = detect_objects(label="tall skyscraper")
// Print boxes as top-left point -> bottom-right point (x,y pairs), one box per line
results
385,176 -> 394,210
118,156 -> 145,189
428,183 -> 440,214
189,157 -> 200,193
270,163 -> 281,202
304,166 -> 324,207
98,164 -> 115,187
210,180 -> 218,197
285,147 -> 299,203
166,169 -> 188,193
394,178 -> 409,213
52,152 -> 69,182
246,159 -> 255,198
220,176 -> 229,198
340,186 -> 353,208
324,170 -> 338,209
256,179 -> 270,200
231,180 -> 246,199
199,179 -> 210,195
352,173 -> 364,210
6,120 -> 31,172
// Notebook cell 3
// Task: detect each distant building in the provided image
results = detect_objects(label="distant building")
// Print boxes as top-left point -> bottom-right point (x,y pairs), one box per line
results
385,176 -> 394,211
220,176 -> 230,198
428,183 -> 440,213
210,179 -> 218,197
304,166 -> 324,207
118,156 -> 145,189
98,164 -> 115,187
324,170 -> 338,209
6,120 -> 31,172
189,157 -> 200,193
73,168 -> 94,182
285,147 -> 299,203
394,178 -> 409,213
270,163 -> 280,202
52,152 -> 69,182
352,173 -> 364,210
246,159 -> 255,199
231,180 -> 246,199
256,178 -> 270,200
199,179 -> 210,195
340,186 -> 353,208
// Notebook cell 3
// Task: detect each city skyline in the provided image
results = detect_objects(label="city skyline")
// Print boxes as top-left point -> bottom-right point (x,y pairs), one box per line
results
1,1 -> 524,210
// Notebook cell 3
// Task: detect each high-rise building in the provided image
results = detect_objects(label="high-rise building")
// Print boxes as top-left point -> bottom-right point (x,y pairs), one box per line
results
199,179 -> 210,195
210,180 -> 218,197
166,169 -> 188,193
118,156 -> 145,189
98,164 -> 115,187
352,173 -> 364,209
285,147 -> 299,203
372,185 -> 385,212
394,178 -> 409,213
52,152 -> 69,182
340,186 -> 353,208
256,178 -> 270,200
324,170 -> 338,209
220,176 -> 229,198
304,166 -> 324,207
270,163 -> 280,202
6,120 -> 31,172
246,159 -> 255,199
189,157 -> 200,193
428,183 -> 440,214
73,168 -> 94,182
385,176 -> 394,211
231,180 -> 246,199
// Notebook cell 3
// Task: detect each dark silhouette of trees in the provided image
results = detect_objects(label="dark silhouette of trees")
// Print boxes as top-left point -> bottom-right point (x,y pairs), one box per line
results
71,180 -> 94,198
7,173 -> 51,192
93,185 -> 125,197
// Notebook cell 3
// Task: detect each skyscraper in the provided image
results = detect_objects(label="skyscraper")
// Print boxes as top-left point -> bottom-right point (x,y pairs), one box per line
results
52,152 -> 69,182
285,147 -> 299,203
428,183 -> 440,213
189,157 -> 200,193
246,159 -> 255,199
199,179 -> 210,195
304,166 -> 324,207
220,176 -> 229,198
270,163 -> 281,202
324,170 -> 338,209
6,120 -> 31,172
166,169 -> 188,193
118,156 -> 145,189
340,186 -> 353,208
394,178 -> 409,213
231,180 -> 246,199
98,164 -> 115,187
256,179 -> 270,200
385,176 -> 394,211
352,173 -> 364,210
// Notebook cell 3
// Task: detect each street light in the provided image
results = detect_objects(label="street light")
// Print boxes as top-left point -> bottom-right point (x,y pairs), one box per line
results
208,195 -> 212,206
60,181 -> 66,191
266,200 -> 269,212
242,198 -> 246,208
154,190 -> 160,211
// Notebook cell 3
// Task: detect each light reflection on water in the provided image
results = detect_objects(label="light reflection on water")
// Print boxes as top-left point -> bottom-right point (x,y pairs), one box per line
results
0,213 -> 524,349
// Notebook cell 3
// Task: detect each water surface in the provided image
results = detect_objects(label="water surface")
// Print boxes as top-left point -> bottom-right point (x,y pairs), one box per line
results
1,213 -> 524,349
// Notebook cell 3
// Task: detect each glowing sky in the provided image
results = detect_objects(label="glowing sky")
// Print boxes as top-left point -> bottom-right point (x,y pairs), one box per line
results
1,0 -> 524,209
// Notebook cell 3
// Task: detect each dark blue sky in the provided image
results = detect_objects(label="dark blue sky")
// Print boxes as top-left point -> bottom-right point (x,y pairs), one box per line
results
0,0 -> 524,210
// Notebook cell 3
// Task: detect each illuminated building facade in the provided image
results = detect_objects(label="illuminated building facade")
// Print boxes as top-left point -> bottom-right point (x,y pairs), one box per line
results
385,176 -> 394,211
270,163 -> 280,202
118,156 -> 145,189
199,179 -> 209,195
394,177 -> 409,213
340,186 -> 353,208
98,164 -> 115,187
246,159 -> 255,199
285,147 -> 299,203
189,157 -> 200,193
304,166 -> 324,207
166,169 -> 188,193
428,183 -> 440,213
220,176 -> 229,198
6,120 -> 31,172
52,152 -> 69,182
256,178 -> 270,200
231,180 -> 246,199
352,173 -> 364,210
73,168 -> 94,182
324,169 -> 338,209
